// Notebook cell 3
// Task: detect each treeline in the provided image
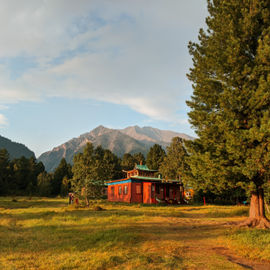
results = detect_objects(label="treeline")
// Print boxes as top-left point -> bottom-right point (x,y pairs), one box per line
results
1,136 -> 255,204
0,142 -> 167,197
0,148 -> 72,197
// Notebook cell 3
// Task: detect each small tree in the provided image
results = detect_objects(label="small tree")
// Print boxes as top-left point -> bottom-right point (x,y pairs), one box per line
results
72,143 -> 122,204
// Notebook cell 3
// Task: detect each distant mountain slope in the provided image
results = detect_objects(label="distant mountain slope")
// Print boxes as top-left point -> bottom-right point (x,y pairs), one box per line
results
121,126 -> 193,143
0,135 -> 35,159
38,125 -> 193,172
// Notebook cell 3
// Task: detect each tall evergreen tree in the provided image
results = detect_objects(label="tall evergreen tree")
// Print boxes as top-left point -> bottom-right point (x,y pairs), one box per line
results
121,153 -> 136,171
187,0 -> 270,228
52,158 -> 72,195
11,157 -> 45,195
160,137 -> 189,181
146,144 -> 166,170
133,152 -> 146,165
37,172 -> 53,197
121,152 -> 146,171
0,149 -> 11,195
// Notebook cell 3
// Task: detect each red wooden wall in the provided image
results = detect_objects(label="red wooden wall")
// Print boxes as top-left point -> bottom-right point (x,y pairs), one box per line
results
107,181 -> 181,204
107,182 -> 132,203
143,182 -> 152,204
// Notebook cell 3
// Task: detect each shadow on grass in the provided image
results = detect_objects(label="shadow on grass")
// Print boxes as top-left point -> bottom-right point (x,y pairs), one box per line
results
0,216 -> 226,254
6,206 -> 249,222
8,207 -> 188,221
206,208 -> 248,218
0,198 -> 66,209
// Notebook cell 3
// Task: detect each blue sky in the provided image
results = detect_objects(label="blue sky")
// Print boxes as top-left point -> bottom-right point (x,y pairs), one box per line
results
0,0 -> 208,157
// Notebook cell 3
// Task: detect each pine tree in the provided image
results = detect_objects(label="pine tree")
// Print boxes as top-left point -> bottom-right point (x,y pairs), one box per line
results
187,0 -> 270,228
52,158 -> 72,195
60,176 -> 70,197
146,144 -> 166,170
133,152 -> 146,165
160,137 -> 189,181
37,172 -> 53,197
0,149 -> 11,195
121,153 -> 136,171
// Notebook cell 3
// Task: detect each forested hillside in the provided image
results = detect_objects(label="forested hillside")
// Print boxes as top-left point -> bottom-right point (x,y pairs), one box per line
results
0,135 -> 35,159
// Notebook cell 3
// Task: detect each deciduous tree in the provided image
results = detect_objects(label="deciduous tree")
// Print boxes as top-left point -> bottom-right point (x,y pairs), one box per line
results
72,143 -> 122,203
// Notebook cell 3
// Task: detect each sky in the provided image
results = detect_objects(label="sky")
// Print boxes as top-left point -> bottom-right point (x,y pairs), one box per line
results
0,0 -> 208,157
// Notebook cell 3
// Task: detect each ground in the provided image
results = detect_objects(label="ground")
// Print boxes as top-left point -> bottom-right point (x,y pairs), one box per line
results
0,198 -> 269,270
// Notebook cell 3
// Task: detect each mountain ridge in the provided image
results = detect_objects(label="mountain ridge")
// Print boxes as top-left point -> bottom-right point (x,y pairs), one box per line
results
38,125 -> 193,172
0,135 -> 35,160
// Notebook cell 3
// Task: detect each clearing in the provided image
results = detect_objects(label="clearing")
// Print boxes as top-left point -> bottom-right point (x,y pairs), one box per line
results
0,197 -> 269,269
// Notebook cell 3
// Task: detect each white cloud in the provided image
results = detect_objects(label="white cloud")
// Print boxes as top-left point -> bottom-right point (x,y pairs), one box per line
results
0,114 -> 8,127
0,0 -> 208,123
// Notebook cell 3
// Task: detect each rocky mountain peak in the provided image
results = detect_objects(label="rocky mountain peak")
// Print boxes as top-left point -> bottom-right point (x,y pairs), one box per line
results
38,125 -> 193,171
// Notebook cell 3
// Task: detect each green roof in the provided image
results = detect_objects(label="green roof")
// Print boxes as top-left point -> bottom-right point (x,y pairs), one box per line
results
135,164 -> 158,172
131,175 -> 180,183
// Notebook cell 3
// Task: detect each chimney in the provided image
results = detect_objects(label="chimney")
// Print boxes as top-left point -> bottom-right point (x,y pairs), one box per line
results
140,160 -> 143,165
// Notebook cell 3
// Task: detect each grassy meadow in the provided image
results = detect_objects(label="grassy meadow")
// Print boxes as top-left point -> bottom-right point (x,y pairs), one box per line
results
0,197 -> 269,270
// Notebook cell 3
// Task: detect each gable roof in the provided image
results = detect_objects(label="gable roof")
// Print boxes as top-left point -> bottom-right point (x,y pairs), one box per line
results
135,164 -> 158,172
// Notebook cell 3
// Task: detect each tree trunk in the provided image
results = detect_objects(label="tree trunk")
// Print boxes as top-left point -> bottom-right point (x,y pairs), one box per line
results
240,188 -> 270,229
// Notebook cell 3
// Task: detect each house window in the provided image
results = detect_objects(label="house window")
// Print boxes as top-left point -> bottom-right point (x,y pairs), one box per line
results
111,187 -> 114,197
118,186 -> 122,195
136,184 -> 141,194
156,185 -> 160,194
124,185 -> 128,195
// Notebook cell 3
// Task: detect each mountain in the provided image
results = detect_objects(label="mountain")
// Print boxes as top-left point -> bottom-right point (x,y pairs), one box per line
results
0,135 -> 35,159
121,125 -> 193,143
38,125 -> 193,172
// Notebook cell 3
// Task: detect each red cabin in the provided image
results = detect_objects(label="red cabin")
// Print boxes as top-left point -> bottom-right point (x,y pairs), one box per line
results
106,164 -> 184,204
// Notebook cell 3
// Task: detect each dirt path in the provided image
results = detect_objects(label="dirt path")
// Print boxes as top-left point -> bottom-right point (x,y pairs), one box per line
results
139,216 -> 270,269
178,218 -> 270,270
212,247 -> 269,270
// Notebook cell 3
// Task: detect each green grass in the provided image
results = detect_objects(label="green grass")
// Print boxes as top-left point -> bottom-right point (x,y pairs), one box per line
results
0,197 -> 269,269
225,228 -> 270,261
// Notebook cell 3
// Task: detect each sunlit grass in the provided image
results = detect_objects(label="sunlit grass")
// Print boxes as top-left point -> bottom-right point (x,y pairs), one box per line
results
0,197 -> 269,269
225,228 -> 270,261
